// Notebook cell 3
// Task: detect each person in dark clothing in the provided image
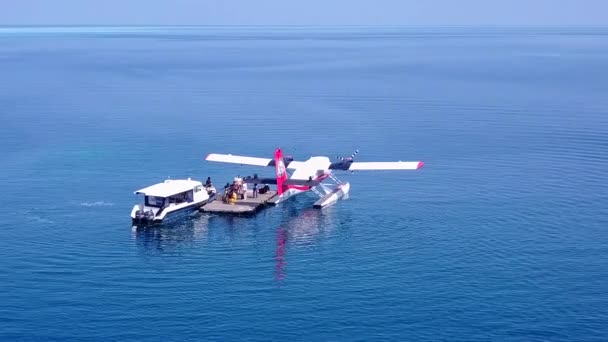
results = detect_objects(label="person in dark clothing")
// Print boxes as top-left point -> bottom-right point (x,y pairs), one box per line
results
259,184 -> 271,194
223,182 -> 231,202
205,177 -> 212,187
252,183 -> 258,198
258,184 -> 266,194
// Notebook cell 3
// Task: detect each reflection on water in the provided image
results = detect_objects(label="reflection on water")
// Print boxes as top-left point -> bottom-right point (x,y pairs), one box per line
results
281,206 -> 341,245
131,201 -> 350,285
131,213 -> 211,255
274,205 -> 349,283
275,227 -> 287,283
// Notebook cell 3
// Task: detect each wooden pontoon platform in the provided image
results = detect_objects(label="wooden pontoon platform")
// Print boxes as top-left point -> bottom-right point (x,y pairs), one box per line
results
200,191 -> 277,215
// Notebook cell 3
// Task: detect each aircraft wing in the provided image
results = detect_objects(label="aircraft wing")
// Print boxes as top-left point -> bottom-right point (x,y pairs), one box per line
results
206,153 -> 272,167
348,161 -> 424,170
205,153 -> 305,169
285,161 -> 305,169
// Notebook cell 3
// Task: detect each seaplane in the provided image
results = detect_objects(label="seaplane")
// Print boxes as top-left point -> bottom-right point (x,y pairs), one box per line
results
205,148 -> 424,208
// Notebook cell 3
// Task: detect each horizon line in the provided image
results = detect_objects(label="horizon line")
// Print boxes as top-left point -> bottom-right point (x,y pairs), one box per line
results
1,24 -> 608,28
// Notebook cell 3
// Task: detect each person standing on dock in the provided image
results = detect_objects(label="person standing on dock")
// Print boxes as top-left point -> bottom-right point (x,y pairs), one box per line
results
252,183 -> 258,198
242,182 -> 248,199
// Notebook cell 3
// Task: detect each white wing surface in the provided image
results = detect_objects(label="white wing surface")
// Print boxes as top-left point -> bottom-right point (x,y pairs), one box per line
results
349,161 -> 424,170
285,161 -> 306,170
205,153 -> 272,166
205,153 -> 306,169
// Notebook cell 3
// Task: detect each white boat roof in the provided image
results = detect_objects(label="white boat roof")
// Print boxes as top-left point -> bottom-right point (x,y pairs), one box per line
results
134,179 -> 202,197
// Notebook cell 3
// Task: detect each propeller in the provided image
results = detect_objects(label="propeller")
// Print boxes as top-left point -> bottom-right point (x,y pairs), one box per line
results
349,149 -> 359,173
332,149 -> 359,173
337,149 -> 359,161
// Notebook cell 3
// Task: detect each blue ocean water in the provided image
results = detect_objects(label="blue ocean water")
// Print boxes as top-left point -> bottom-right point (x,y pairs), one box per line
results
1,26 -> 608,341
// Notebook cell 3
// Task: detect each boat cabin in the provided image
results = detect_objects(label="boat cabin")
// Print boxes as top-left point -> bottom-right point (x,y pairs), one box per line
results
135,179 -> 204,206
131,178 -> 210,224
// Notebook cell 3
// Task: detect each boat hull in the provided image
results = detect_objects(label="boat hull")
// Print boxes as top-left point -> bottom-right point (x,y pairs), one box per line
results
131,197 -> 213,226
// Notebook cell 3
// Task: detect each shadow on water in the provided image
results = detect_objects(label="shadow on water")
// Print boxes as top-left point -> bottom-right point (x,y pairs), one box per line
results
131,212 -> 211,255
131,197 -> 351,285
131,209 -> 264,256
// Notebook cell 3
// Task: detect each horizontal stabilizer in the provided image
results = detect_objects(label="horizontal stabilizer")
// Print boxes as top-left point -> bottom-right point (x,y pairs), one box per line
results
284,178 -> 323,186
242,176 -> 277,185
241,176 -> 323,186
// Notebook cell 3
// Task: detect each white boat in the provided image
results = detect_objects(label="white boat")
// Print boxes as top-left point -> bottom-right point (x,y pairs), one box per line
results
131,178 -> 215,225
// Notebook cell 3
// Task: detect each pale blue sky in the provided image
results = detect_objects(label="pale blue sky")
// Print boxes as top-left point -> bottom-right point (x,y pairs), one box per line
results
1,0 -> 606,26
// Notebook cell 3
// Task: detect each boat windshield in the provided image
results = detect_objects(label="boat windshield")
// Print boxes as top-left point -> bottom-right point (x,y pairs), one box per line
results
166,190 -> 194,204
144,190 -> 194,207
145,195 -> 166,208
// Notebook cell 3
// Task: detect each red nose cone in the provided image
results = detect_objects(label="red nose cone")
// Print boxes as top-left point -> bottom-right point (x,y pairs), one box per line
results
417,161 -> 425,169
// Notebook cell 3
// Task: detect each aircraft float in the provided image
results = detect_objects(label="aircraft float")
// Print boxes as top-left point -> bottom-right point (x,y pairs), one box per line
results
205,148 -> 424,208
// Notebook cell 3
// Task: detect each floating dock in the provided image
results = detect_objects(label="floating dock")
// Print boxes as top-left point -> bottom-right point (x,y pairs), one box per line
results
200,191 -> 277,215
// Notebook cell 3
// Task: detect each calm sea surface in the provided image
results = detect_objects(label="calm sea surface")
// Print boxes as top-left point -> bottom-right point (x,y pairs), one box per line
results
1,26 -> 607,341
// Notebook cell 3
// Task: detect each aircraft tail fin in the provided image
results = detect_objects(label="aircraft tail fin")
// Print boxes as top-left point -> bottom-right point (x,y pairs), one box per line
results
274,148 -> 288,195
